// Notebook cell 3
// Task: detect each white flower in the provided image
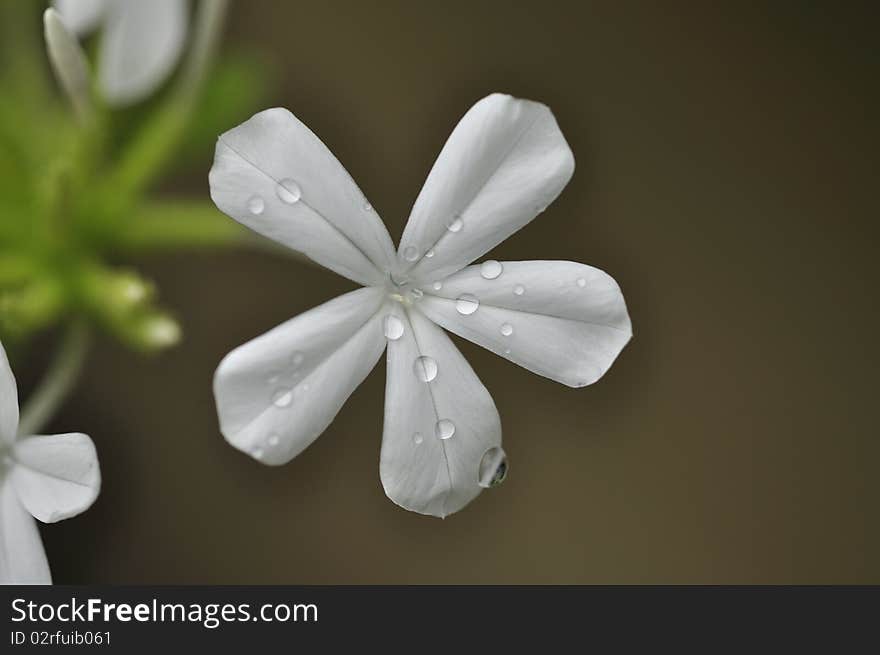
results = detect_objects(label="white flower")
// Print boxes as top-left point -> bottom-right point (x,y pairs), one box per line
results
52,0 -> 188,106
0,343 -> 101,583
209,93 -> 632,518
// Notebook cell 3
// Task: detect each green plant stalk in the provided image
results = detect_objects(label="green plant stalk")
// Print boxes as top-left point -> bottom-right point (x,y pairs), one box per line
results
18,320 -> 90,436
117,200 -> 249,252
115,200 -> 316,267
111,0 -> 230,198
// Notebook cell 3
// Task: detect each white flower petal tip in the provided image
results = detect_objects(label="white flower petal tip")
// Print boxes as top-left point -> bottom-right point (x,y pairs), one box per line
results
213,288 -> 388,466
98,0 -> 189,106
380,306 -> 502,518
398,93 -> 575,282
52,0 -> 108,36
420,261 -> 632,388
0,482 -> 50,584
0,345 -> 100,582
209,107 -> 396,286
55,0 -> 189,106
10,433 -> 102,524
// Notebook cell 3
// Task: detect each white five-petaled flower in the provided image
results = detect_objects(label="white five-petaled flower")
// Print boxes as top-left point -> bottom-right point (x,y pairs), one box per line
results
209,93 -> 632,518
0,343 -> 101,584
52,0 -> 188,106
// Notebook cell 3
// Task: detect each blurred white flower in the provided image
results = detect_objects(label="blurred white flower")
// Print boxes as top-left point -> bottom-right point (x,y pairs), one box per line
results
52,0 -> 188,106
0,343 -> 101,584
210,93 -> 632,517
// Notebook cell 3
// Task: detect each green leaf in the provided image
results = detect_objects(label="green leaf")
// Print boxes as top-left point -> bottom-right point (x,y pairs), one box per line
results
111,199 -> 250,253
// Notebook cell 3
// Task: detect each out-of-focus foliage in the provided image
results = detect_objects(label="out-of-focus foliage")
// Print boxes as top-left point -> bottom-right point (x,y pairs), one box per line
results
0,1 -> 268,352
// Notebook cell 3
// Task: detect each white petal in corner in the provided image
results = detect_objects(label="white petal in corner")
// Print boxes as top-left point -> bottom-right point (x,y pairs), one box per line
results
98,0 -> 188,105
214,287 -> 388,466
0,480 -> 50,584
418,261 -> 632,388
0,343 -> 19,446
210,108 -> 398,287
381,305 -> 502,518
398,94 -> 575,283
53,0 -> 107,35
9,433 -> 101,524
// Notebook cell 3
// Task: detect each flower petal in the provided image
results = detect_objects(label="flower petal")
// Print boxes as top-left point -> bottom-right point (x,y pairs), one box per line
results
381,305 -> 502,518
44,8 -> 94,121
398,93 -> 574,283
98,0 -> 188,105
52,0 -> 107,35
417,261 -> 632,387
9,433 -> 101,524
0,342 -> 19,446
210,108 -> 397,287
214,287 -> 388,465
0,480 -> 50,584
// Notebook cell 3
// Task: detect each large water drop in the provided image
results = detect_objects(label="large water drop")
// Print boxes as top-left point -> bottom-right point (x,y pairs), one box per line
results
480,260 -> 503,280
384,315 -> 405,340
435,419 -> 456,440
276,178 -> 302,204
413,355 -> 438,382
455,294 -> 479,315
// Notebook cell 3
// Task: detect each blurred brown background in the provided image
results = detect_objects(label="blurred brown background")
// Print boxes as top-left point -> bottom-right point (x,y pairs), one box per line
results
35,1 -> 879,582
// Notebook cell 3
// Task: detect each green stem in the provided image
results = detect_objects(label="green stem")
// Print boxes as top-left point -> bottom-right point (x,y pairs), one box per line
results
115,199 -> 317,267
111,0 -> 230,197
18,321 -> 90,436
178,0 -> 230,95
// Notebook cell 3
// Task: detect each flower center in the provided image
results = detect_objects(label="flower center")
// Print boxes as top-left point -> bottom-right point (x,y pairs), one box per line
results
386,273 -> 423,305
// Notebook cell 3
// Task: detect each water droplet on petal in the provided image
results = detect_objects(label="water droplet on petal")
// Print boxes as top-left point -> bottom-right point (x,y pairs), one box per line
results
513,284 -> 525,296
446,216 -> 463,233
576,277 -> 587,288
425,249 -> 435,258
500,323 -> 513,337
267,433 -> 280,447
478,446 -> 508,488
272,389 -> 293,407
290,351 -> 304,367
435,419 -> 456,440
480,260 -> 503,280
413,355 -> 438,382
504,348 -> 511,355
432,281 -> 442,291
252,447 -> 264,460
403,246 -> 420,262
247,194 -> 265,215
413,432 -> 424,445
299,382 -> 310,393
455,293 -> 479,315
276,178 -> 302,204
384,315 -> 405,340
363,201 -> 373,211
